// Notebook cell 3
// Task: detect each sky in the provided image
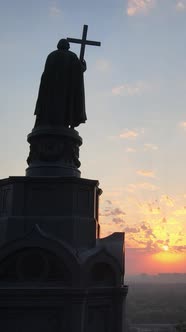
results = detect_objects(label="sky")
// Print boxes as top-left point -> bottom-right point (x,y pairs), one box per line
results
0,0 -> 185,275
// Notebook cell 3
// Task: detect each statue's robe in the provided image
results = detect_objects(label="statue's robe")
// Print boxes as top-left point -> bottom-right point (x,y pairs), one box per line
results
34,49 -> 87,128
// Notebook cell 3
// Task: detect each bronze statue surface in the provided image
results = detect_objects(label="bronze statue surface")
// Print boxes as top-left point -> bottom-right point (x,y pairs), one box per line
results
34,25 -> 101,129
34,39 -> 86,128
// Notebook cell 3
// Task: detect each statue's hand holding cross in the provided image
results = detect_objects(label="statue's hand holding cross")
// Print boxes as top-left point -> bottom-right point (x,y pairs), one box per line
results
67,25 -> 101,62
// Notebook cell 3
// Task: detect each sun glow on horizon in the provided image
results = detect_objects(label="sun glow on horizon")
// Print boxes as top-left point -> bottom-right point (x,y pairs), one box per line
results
162,245 -> 169,251
152,251 -> 184,265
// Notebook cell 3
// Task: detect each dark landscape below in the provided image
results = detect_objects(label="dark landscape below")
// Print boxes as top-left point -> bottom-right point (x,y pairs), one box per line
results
126,282 -> 186,324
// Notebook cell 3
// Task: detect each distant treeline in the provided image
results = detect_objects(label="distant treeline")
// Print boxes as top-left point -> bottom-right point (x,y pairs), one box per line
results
126,283 -> 186,324
125,273 -> 186,284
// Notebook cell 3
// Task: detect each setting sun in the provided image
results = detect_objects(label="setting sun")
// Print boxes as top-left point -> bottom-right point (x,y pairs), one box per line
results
162,245 -> 169,251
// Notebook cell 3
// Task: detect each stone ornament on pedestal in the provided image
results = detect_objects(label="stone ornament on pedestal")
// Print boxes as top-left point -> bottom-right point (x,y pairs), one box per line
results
26,126 -> 82,177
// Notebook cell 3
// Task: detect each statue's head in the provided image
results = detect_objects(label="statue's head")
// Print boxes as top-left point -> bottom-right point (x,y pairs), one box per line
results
57,39 -> 70,50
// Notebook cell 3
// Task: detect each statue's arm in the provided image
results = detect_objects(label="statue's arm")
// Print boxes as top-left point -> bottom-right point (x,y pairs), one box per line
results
81,59 -> 87,72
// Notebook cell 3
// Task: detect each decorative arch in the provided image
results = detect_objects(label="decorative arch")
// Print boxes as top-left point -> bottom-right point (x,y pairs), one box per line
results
0,225 -> 80,285
0,246 -> 73,284
83,249 -> 122,287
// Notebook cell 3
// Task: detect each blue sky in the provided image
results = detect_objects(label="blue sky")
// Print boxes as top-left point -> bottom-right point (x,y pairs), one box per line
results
0,0 -> 186,273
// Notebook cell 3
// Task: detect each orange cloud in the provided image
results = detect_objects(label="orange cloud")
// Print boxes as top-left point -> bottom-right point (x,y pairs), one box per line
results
172,245 -> 186,253
139,202 -> 160,215
112,81 -> 147,96
120,130 -> 138,139
100,193 -> 186,273
126,182 -> 159,192
112,217 -> 125,224
173,207 -> 186,216
160,195 -> 174,207
144,143 -> 158,151
127,0 -> 155,16
179,121 -> 186,128
137,169 -> 155,178
125,226 -> 140,233
101,207 -> 126,217
126,147 -> 136,152
120,128 -> 144,139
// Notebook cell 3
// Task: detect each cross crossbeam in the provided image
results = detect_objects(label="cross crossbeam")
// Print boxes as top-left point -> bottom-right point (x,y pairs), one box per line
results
67,25 -> 101,61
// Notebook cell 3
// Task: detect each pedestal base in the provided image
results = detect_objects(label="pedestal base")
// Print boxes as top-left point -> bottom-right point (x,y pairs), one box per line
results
26,162 -> 80,177
0,176 -> 100,248
26,126 -> 82,177
0,172 -> 128,331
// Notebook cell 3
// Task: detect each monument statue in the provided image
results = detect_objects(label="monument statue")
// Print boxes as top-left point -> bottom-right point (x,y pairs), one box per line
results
34,25 -> 101,129
34,39 -> 87,129
26,25 -> 101,177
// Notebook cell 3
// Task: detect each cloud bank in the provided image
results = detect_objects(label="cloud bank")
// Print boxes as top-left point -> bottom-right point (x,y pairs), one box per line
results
176,0 -> 186,11
127,0 -> 155,16
112,81 -> 147,96
137,169 -> 155,178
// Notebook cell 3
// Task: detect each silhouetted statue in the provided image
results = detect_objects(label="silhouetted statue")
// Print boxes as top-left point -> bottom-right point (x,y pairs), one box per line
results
27,26 -> 101,176
34,39 -> 87,128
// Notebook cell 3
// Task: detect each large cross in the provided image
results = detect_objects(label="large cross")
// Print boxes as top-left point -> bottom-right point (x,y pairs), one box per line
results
67,25 -> 101,62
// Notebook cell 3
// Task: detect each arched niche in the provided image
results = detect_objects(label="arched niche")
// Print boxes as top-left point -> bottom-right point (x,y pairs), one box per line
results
84,249 -> 122,288
0,247 -> 72,284
88,261 -> 117,287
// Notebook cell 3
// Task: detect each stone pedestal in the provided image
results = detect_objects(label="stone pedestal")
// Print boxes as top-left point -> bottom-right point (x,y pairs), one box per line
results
0,125 -> 128,331
0,176 -> 100,249
26,126 -> 82,177
0,174 -> 128,331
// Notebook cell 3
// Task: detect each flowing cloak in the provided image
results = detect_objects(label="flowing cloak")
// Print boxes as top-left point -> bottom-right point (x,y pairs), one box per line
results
34,49 -> 87,128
